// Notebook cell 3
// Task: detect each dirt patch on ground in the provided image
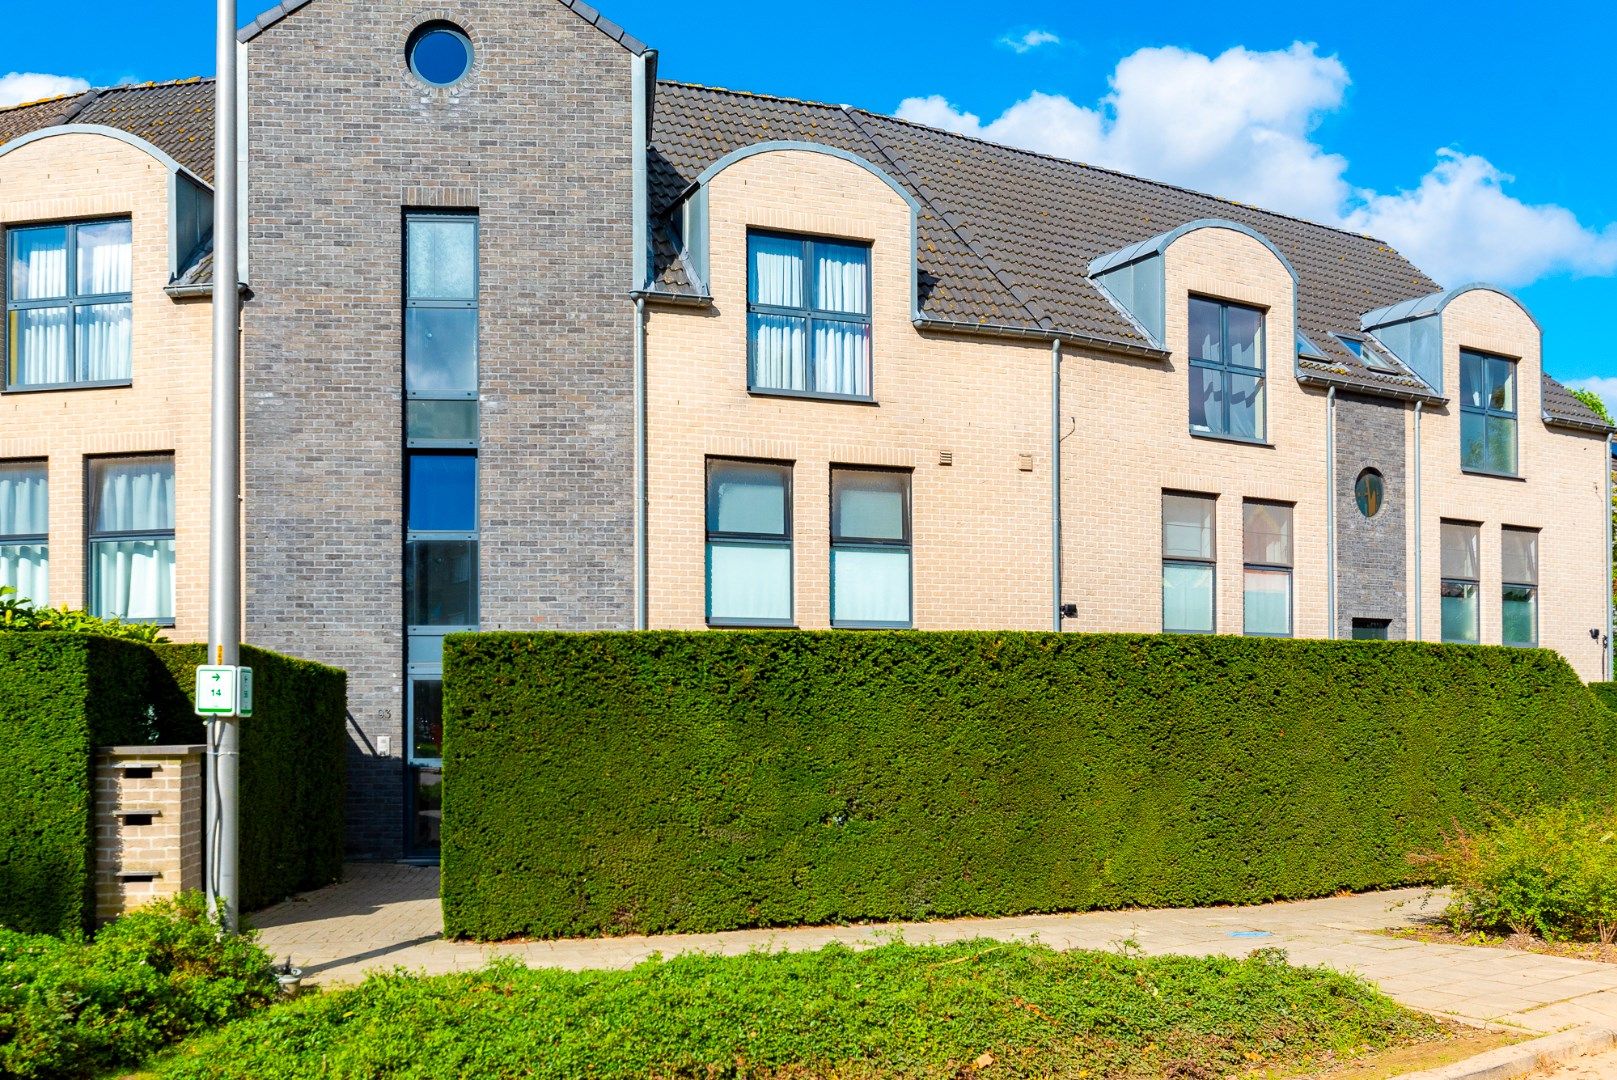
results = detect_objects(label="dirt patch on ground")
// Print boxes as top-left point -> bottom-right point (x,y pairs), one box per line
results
1382,925 -> 1617,964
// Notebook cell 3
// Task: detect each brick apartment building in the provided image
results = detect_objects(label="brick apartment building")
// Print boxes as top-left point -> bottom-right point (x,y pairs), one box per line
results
0,0 -> 1610,859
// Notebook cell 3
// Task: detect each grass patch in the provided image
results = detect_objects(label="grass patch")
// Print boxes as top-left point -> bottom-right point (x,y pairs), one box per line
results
145,940 -> 1448,1079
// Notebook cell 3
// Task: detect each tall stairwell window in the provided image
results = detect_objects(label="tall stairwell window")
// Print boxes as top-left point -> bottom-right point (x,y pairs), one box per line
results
7,219 -> 132,389
1188,297 -> 1265,441
747,231 -> 872,400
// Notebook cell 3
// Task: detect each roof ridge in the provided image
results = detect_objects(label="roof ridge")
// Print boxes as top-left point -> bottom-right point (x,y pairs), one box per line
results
657,79 -> 851,114
840,106 -> 1053,332
0,75 -> 213,118
852,104 -> 1404,251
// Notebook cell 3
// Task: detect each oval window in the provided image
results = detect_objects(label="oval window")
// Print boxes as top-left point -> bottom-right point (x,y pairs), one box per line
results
1355,469 -> 1385,518
408,22 -> 473,87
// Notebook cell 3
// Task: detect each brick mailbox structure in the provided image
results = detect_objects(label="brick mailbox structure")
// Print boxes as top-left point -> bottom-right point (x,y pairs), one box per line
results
94,745 -> 205,924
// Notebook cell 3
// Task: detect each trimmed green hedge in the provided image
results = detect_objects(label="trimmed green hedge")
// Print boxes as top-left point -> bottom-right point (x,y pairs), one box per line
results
0,636 -> 160,935
1593,683 -> 1617,715
442,632 -> 1617,941
150,645 -> 348,912
0,636 -> 345,934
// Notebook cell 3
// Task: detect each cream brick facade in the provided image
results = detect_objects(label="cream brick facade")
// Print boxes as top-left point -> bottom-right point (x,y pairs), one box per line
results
646,149 -> 1053,630
647,149 -> 1611,681
0,130 -> 213,640
1411,289 -> 1609,680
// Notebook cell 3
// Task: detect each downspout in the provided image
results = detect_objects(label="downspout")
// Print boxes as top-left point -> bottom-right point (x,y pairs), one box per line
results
1051,339 -> 1062,631
630,53 -> 651,631
1326,387 -> 1337,639
1412,402 -> 1424,641
1606,439 -> 1613,679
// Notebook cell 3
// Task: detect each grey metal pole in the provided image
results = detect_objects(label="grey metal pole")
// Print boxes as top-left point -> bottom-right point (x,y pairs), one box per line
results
1051,339 -> 1062,632
206,0 -> 242,933
1325,387 -> 1336,639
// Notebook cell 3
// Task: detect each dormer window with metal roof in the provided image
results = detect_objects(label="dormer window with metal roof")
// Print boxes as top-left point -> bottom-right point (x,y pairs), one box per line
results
1332,333 -> 1401,376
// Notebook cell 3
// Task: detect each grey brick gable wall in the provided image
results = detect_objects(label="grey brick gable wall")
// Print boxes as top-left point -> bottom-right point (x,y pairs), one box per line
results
1335,393 -> 1409,639
242,0 -> 637,858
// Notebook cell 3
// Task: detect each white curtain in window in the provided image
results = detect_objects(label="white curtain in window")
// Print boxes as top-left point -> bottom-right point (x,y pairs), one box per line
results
815,245 -> 868,315
831,548 -> 909,625
77,221 -> 132,296
750,314 -> 807,391
12,308 -> 71,385
10,229 -> 67,300
750,237 -> 803,307
1163,562 -> 1214,633
78,303 -> 133,381
0,544 -> 47,606
812,322 -> 870,397
707,542 -> 791,623
0,464 -> 47,536
90,538 -> 174,621
91,457 -> 175,533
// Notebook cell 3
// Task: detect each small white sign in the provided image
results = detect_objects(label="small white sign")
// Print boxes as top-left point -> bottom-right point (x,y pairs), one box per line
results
196,666 -> 237,716
236,667 -> 254,719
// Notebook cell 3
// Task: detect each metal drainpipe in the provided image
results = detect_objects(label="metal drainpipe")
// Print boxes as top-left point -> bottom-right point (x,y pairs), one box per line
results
1052,339 -> 1063,632
1412,402 -> 1424,641
1606,439 -> 1613,679
1326,387 -> 1337,639
633,296 -> 647,630
630,52 -> 650,631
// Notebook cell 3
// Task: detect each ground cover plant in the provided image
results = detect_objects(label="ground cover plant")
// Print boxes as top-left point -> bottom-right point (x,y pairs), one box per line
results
1413,801 -> 1617,943
443,631 -> 1617,940
0,894 -> 279,1080
145,940 -> 1446,1079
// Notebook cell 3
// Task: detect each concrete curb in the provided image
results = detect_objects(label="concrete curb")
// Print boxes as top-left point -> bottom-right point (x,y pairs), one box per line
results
1396,1027 -> 1617,1080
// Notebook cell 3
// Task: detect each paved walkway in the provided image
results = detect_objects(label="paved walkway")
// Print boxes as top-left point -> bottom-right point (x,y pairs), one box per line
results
254,863 -> 1617,1035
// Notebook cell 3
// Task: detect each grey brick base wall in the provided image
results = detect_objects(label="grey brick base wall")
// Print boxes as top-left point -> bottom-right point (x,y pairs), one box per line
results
1335,393 -> 1409,639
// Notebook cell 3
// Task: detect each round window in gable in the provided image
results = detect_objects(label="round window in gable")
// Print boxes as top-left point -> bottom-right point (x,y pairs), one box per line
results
1355,469 -> 1385,518
408,22 -> 474,87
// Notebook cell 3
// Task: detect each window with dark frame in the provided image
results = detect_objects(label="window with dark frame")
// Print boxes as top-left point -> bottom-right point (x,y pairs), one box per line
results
1162,491 -> 1216,633
0,460 -> 48,606
1460,349 -> 1518,476
1188,297 -> 1266,441
747,231 -> 872,400
830,467 -> 912,629
1351,618 -> 1390,641
403,210 -> 478,857
6,218 -> 133,390
1243,500 -> 1293,637
706,459 -> 793,626
1440,520 -> 1481,644
1501,526 -> 1539,647
86,454 -> 174,625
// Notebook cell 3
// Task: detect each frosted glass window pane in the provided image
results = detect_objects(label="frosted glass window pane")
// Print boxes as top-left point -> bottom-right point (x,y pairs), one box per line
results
407,400 -> 478,442
832,547 -> 910,626
708,462 -> 787,536
89,457 -> 175,533
749,313 -> 807,391
1502,586 -> 1537,647
407,218 -> 477,300
89,537 -> 174,621
707,542 -> 791,623
0,462 -> 48,536
0,543 -> 47,606
814,242 -> 869,315
9,307 -> 72,386
76,219 -> 132,296
1440,522 -> 1479,580
1162,494 -> 1214,559
1243,502 -> 1292,566
1244,568 -> 1291,635
748,234 -> 804,308
406,307 -> 478,394
1163,562 -> 1214,633
833,470 -> 907,541
1441,581 -> 1479,643
9,226 -> 67,301
1502,528 -> 1538,585
76,303 -> 132,381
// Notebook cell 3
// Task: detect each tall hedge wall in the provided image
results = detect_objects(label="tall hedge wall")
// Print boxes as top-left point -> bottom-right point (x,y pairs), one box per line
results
149,645 -> 348,912
0,635 -> 160,935
442,632 -> 1617,942
1593,683 -> 1617,714
0,636 -> 345,934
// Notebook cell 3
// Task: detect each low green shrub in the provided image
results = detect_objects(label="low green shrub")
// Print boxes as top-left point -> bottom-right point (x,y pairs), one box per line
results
0,893 -> 278,1080
147,941 -> 1441,1079
0,584 -> 167,643
442,631 -> 1617,941
1416,802 -> 1617,941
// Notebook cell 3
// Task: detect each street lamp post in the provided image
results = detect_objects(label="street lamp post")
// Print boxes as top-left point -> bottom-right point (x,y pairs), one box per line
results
205,0 -> 242,933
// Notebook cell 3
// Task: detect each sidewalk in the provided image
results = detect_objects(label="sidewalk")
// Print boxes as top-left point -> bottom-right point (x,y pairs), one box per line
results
253,863 -> 1617,1034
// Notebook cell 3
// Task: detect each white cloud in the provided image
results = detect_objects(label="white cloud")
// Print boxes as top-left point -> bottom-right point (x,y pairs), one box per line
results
1565,377 -> 1617,421
1001,29 -> 1061,54
0,72 -> 90,108
896,43 -> 1617,289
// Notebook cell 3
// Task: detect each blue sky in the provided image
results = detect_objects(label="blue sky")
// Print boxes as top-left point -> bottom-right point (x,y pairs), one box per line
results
3,0 -> 1614,404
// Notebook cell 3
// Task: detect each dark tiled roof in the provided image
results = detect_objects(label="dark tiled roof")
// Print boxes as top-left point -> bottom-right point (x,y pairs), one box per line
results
238,0 -> 647,53
0,78 -> 215,182
650,81 -> 1494,401
1542,376 -> 1614,433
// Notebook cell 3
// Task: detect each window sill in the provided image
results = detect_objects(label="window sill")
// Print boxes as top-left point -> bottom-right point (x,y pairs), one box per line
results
1189,430 -> 1272,448
707,620 -> 798,629
831,622 -> 914,631
747,387 -> 878,406
1461,468 -> 1526,482
3,380 -> 133,395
